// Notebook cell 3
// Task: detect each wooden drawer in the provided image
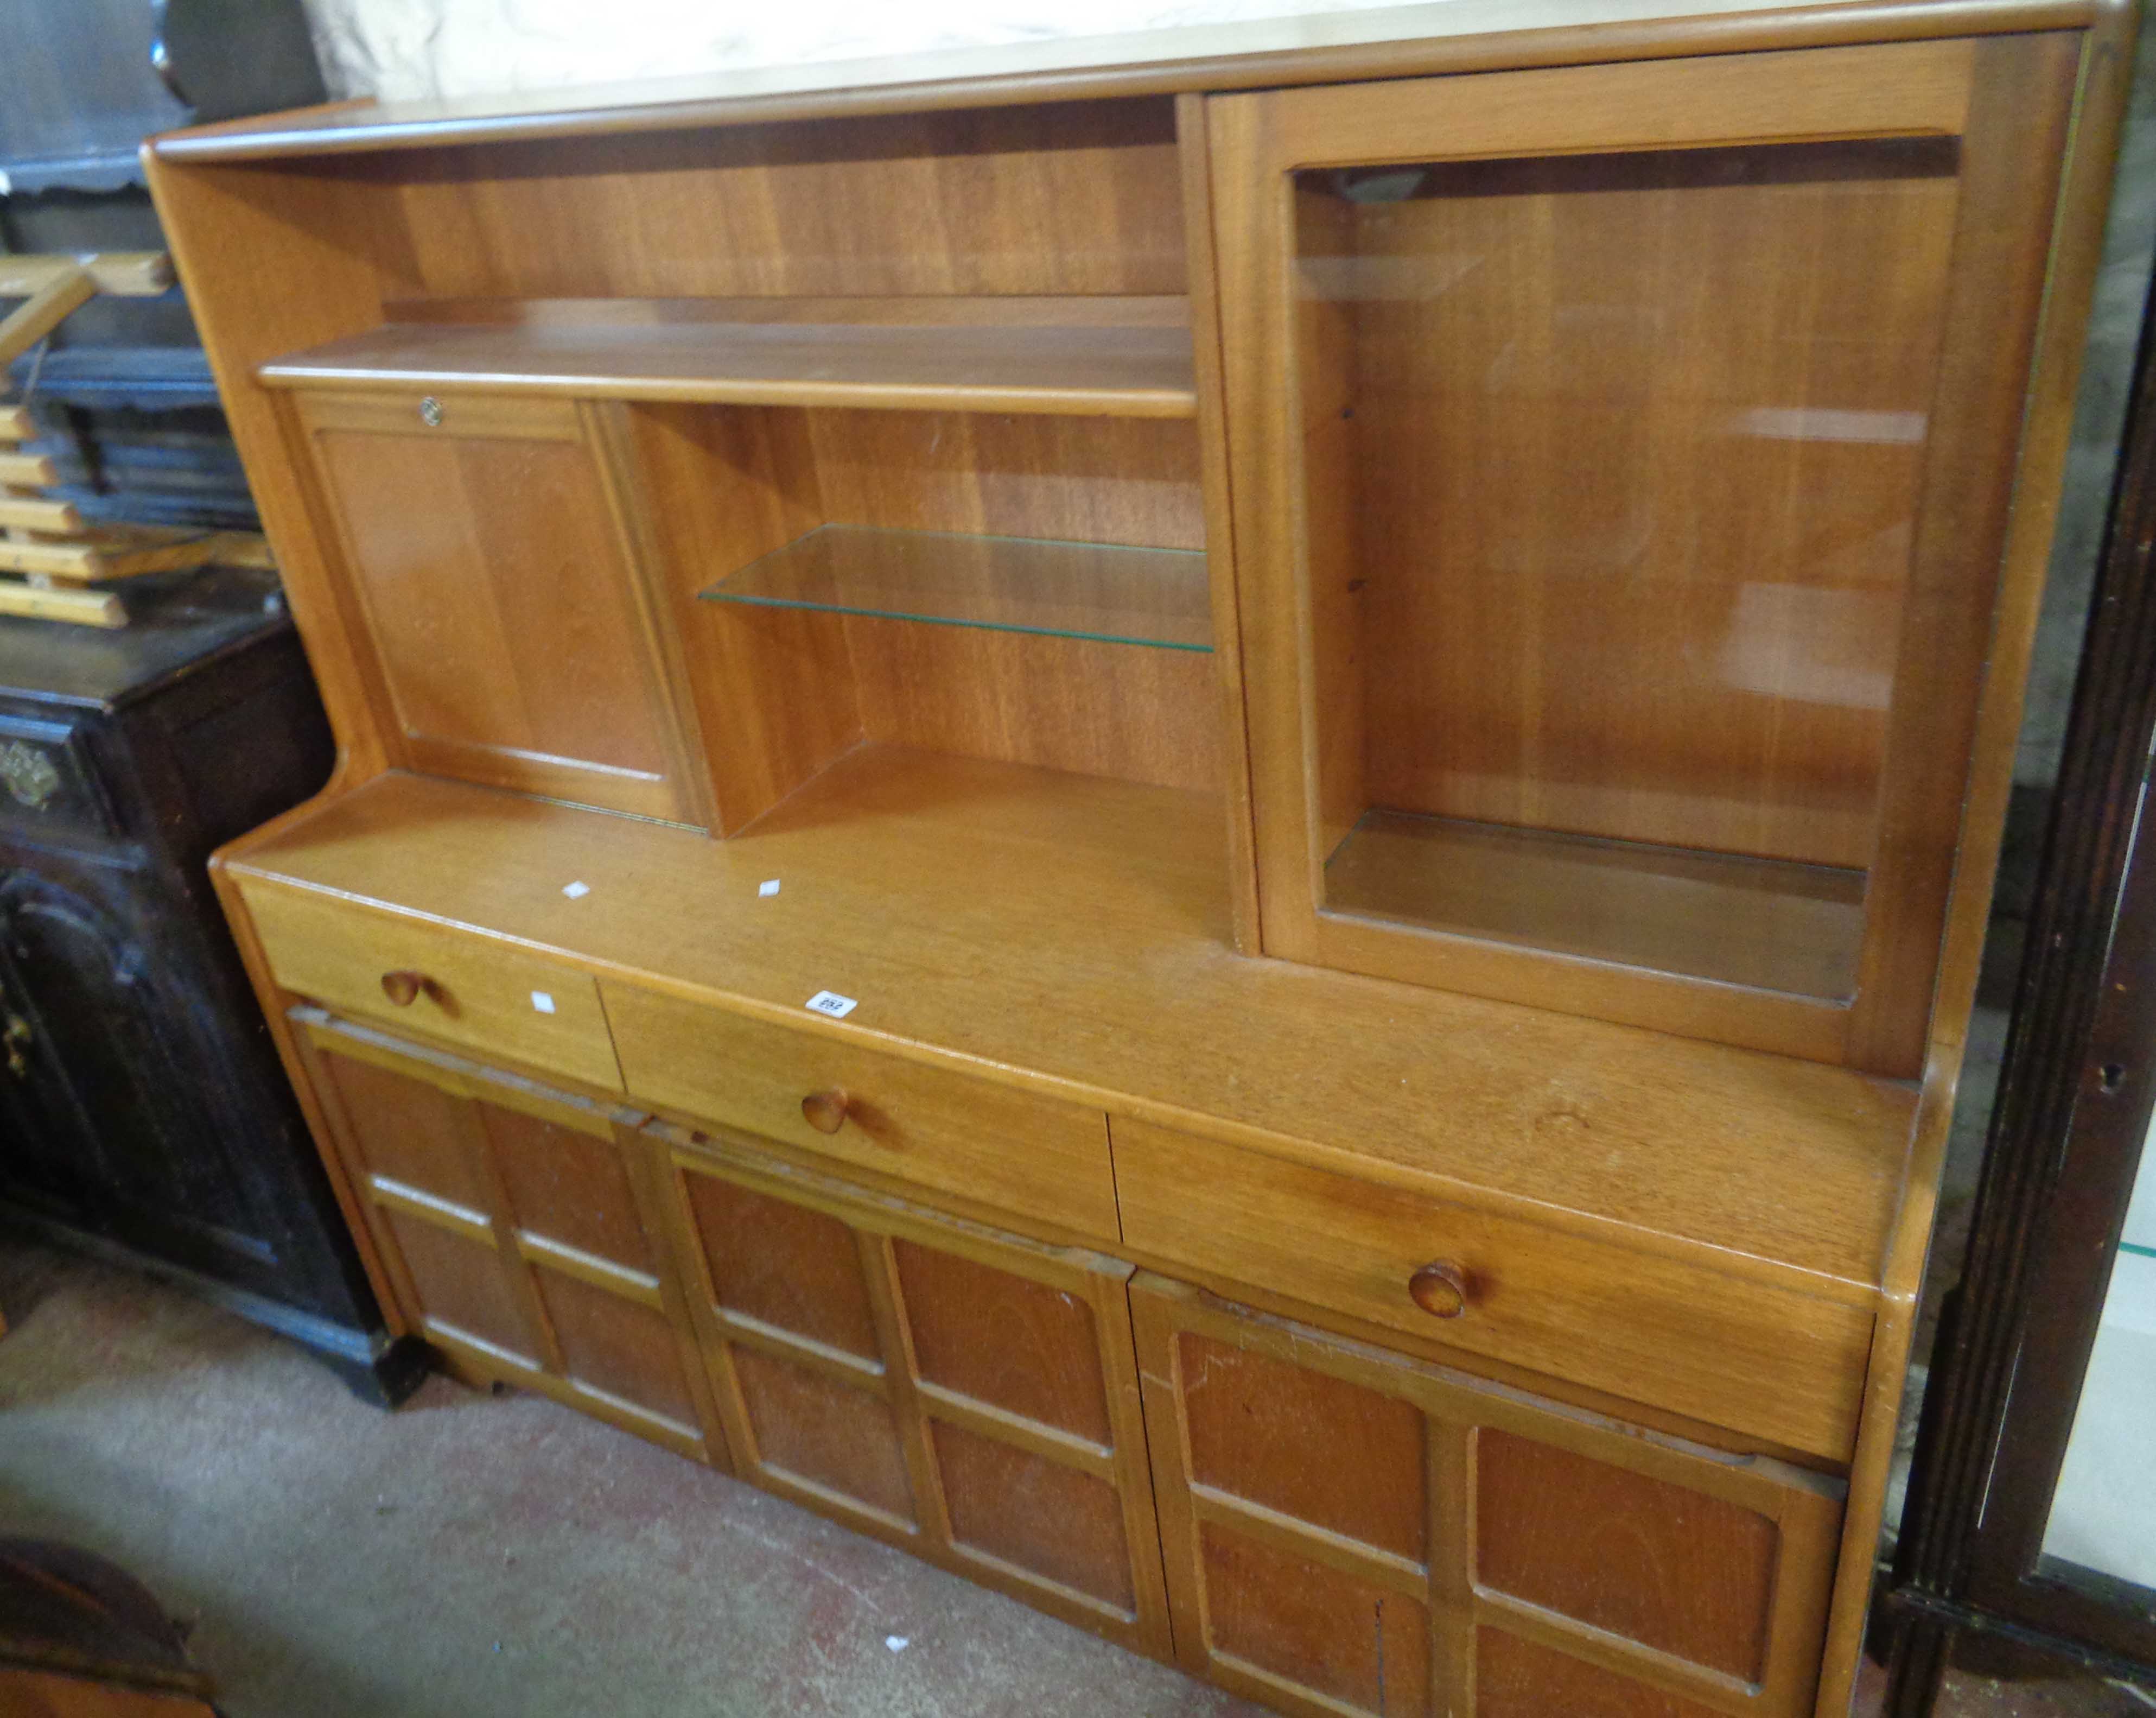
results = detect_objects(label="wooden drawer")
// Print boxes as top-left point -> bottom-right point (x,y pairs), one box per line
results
604,983 -> 1118,1245
0,711 -> 118,839
244,882 -> 623,1092
1114,1118 -> 1873,1461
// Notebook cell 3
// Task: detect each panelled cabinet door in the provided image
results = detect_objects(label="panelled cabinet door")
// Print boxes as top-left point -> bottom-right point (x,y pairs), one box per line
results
1130,1273 -> 1843,1718
291,389 -> 706,826
294,1010 -> 722,1462
1209,35 -> 2081,1075
0,872 -> 277,1279
652,1123 -> 1174,1659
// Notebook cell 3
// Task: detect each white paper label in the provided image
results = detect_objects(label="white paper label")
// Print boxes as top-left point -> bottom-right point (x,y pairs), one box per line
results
805,990 -> 857,1019
531,991 -> 557,1015
562,880 -> 590,899
759,879 -> 781,897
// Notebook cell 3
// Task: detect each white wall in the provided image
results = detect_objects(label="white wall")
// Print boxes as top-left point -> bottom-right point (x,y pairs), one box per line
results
299,0 -> 1419,103
2042,1117 -> 2156,1592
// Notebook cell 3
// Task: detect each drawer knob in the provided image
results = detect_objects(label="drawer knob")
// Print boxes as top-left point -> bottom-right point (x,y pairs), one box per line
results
1408,1260 -> 1471,1319
800,1088 -> 852,1134
380,969 -> 430,1006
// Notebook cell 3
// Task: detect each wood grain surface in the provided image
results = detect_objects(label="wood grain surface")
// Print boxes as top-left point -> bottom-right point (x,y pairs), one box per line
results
296,391 -> 701,823
655,1125 -> 1173,1656
263,317 -> 1200,417
1114,1115 -> 1873,1459
222,747 -> 1916,1294
247,880 -> 625,1091
609,986 -> 1120,1244
1132,1272 -> 1846,1718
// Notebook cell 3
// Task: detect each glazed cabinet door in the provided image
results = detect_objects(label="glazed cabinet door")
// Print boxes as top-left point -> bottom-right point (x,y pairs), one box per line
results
652,1122 -> 1173,1658
290,388 -> 706,825
1209,35 -> 2081,1075
294,1010 -> 721,1461
1131,1273 -> 1843,1718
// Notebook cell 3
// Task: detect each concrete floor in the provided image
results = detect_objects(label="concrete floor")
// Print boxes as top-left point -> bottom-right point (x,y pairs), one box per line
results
1,1240 -> 2147,1718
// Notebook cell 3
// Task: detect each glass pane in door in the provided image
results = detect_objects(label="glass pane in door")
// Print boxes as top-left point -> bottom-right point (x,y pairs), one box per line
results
1294,138 -> 1962,998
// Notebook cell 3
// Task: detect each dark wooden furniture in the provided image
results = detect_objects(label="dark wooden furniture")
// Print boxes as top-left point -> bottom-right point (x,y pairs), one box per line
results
0,565 -> 418,1400
0,1539 -> 219,1717
1882,259 -> 2156,1709
141,4 -> 2139,1712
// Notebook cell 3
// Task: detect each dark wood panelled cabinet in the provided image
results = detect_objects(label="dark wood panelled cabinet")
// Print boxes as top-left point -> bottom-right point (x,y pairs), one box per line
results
0,569 -> 415,1398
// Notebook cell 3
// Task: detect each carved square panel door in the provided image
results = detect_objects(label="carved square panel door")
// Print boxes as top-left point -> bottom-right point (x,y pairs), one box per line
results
657,1126 -> 1174,1658
1132,1273 -> 1845,1717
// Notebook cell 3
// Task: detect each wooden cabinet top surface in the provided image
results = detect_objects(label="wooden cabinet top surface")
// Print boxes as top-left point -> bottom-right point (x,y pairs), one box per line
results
147,0 -> 2103,164
225,746 -> 1915,1300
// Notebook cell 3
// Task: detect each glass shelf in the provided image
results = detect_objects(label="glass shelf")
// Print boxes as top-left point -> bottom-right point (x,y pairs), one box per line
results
699,525 -> 1212,651
1324,810 -> 1866,1001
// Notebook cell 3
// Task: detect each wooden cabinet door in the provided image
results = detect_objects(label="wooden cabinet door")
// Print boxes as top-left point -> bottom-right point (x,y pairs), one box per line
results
295,1009 -> 722,1462
653,1122 -> 1173,1658
1131,1273 -> 1843,1718
0,867 -> 281,1288
1209,36 -> 2081,1075
293,389 -> 706,826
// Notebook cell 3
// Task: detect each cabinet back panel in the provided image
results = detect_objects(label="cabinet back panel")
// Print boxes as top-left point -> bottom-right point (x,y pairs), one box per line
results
804,409 -> 1204,549
1315,140 -> 1961,871
844,619 -> 1221,793
390,100 -> 1186,302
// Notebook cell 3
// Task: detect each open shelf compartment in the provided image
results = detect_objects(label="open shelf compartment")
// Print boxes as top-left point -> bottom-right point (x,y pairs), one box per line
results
699,524 -> 1212,651
1324,812 -> 1866,1000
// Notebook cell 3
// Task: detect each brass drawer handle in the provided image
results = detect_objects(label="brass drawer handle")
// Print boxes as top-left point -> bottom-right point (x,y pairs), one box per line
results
800,1088 -> 852,1134
1409,1260 -> 1471,1319
380,969 -> 433,1006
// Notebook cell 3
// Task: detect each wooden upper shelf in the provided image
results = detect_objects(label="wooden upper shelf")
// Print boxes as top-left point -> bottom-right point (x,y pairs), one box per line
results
259,301 -> 1200,417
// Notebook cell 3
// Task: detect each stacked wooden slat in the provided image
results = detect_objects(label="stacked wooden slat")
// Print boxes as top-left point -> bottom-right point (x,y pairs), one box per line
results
0,252 -> 272,626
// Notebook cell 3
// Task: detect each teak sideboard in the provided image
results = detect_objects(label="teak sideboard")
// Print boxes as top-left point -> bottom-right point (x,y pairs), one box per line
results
142,3 -> 2135,1712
